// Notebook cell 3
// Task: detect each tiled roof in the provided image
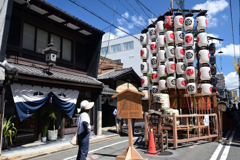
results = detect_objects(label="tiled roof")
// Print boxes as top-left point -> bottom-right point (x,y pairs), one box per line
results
98,67 -> 134,80
102,85 -> 118,95
7,63 -> 103,86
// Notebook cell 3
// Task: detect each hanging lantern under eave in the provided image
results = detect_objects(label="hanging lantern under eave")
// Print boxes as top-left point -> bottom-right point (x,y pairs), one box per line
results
141,76 -> 150,88
177,77 -> 187,89
175,31 -> 184,46
158,65 -> 167,78
184,33 -> 194,47
185,49 -> 195,64
175,46 -> 185,60
186,66 -> 196,80
156,15 -> 165,34
187,82 -> 197,95
159,79 -> 167,90
199,49 -> 210,64
196,13 -> 207,32
201,83 -> 212,96
150,42 -> 158,54
176,62 -> 186,75
140,29 -> 149,46
210,56 -> 216,65
167,76 -> 176,89
167,61 -> 176,74
151,71 -> 159,83
140,47 -> 149,60
44,42 -> 59,67
197,32 -> 208,48
157,50 -> 166,63
166,46 -> 175,59
141,62 -> 149,74
174,13 -> 184,30
157,35 -> 166,48
142,90 -> 150,100
200,67 -> 211,81
184,13 -> 194,32
166,30 -> 175,44
149,24 -> 157,41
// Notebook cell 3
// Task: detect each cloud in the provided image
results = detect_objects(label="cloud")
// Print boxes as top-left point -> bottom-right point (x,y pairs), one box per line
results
193,0 -> 228,28
114,26 -> 129,37
225,72 -> 238,90
216,44 -> 240,57
222,15 -> 228,20
131,15 -> 146,26
117,11 -> 129,25
207,33 -> 222,48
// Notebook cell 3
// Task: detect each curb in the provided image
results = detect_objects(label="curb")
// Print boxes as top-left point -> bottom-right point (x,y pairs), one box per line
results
0,134 -> 120,160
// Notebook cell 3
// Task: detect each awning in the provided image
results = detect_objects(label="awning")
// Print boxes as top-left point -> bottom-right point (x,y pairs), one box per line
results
11,83 -> 79,121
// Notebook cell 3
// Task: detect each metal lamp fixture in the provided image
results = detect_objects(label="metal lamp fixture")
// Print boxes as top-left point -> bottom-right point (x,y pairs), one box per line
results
44,40 -> 59,68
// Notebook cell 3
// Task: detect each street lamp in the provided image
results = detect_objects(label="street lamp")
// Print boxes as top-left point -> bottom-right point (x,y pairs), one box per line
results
44,41 -> 59,69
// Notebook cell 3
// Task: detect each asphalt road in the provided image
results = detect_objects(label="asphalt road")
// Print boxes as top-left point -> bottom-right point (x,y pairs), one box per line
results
30,128 -> 240,160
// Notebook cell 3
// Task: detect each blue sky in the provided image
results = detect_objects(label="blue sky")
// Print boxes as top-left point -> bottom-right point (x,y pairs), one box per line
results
46,0 -> 239,90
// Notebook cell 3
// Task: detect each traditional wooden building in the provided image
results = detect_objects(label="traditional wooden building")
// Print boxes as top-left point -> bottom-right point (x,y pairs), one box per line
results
0,0 -> 104,147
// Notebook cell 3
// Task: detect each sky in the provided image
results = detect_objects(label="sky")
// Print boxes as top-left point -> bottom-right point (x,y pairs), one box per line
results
46,0 -> 239,91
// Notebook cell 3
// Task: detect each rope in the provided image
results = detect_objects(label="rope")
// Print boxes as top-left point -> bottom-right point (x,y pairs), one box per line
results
229,0 -> 236,60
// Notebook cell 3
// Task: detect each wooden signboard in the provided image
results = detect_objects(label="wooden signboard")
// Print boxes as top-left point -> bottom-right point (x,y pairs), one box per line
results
218,101 -> 227,112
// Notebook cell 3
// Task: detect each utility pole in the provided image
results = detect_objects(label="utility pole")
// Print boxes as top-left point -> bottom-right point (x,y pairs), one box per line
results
170,0 -> 173,10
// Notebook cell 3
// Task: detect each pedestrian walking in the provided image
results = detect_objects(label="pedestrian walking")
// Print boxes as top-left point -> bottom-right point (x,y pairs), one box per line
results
113,107 -> 123,134
76,100 -> 94,160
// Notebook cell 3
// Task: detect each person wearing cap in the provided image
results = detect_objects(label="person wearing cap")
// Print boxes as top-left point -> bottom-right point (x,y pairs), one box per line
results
76,100 -> 94,160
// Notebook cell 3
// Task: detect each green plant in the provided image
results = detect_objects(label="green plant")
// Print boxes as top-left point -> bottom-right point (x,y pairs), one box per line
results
2,117 -> 17,146
42,115 -> 50,137
42,100 -> 59,131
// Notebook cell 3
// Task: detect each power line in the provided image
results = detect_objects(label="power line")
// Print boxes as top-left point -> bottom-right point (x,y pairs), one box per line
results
136,0 -> 158,17
135,0 -> 152,21
124,0 -> 147,22
229,0 -> 236,60
98,0 -> 142,30
69,0 -> 140,40
102,25 -> 111,31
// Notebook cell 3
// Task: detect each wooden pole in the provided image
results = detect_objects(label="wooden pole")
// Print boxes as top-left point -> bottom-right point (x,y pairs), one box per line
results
173,113 -> 177,149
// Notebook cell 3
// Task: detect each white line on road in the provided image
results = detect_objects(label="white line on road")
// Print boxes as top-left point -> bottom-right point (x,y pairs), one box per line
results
220,131 -> 235,160
209,131 -> 230,160
63,137 -> 138,160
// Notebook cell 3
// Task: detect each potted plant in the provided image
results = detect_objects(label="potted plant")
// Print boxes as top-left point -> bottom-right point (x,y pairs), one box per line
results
47,102 -> 59,141
41,115 -> 50,142
2,116 -> 17,149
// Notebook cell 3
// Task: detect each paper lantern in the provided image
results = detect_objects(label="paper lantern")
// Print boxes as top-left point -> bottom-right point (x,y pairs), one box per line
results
149,25 -> 157,41
140,47 -> 149,60
150,42 -> 158,54
152,85 -> 160,95
175,46 -> 185,60
211,66 -> 216,75
156,17 -> 165,34
141,76 -> 150,88
177,77 -> 187,89
184,14 -> 194,32
166,30 -> 175,44
142,90 -> 150,100
159,79 -> 167,90
167,61 -> 176,74
151,56 -> 159,68
167,76 -> 176,89
157,50 -> 166,63
185,49 -> 195,64
200,67 -> 211,80
164,15 -> 174,30
140,32 -> 148,46
187,82 -> 197,95
176,62 -> 186,75
166,46 -> 175,59
211,76 -> 218,85
209,43 -> 216,55
197,15 -> 207,32
158,65 -> 167,77
197,32 -> 208,48
201,83 -> 212,96
199,49 -> 210,64
184,33 -> 194,47
175,31 -> 184,46
151,71 -> 159,83
210,56 -> 216,65
186,66 -> 195,80
141,62 -> 149,74
174,13 -> 184,29
157,35 -> 166,48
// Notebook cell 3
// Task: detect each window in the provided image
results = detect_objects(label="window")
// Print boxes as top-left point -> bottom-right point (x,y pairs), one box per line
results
114,59 -> 121,63
111,44 -> 121,53
101,47 -> 108,56
62,38 -> 72,61
23,23 -> 35,51
36,29 -> 48,54
123,41 -> 134,51
51,34 -> 61,58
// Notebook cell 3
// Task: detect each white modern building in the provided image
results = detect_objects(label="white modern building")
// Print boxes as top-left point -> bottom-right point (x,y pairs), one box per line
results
101,32 -> 151,76
216,72 -> 225,89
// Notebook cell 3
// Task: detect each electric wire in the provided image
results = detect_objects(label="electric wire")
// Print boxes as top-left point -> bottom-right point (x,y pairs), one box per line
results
102,25 -> 111,31
98,0 -> 142,30
124,0 -> 148,22
69,0 -> 140,40
135,0 -> 152,21
135,0 -> 158,17
229,0 -> 236,60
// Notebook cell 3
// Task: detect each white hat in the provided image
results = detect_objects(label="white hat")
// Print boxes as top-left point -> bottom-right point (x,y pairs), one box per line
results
80,100 -> 94,110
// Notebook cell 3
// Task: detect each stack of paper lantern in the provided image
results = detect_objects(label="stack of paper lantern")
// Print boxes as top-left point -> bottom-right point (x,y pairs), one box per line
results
140,28 -> 150,100
174,13 -> 187,90
209,43 -> 217,92
184,13 -> 196,95
149,24 -> 160,95
156,15 -> 168,91
196,12 -> 212,96
165,12 -> 177,90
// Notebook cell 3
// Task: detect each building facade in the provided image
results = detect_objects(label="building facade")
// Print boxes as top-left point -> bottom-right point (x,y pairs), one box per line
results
216,73 -> 225,89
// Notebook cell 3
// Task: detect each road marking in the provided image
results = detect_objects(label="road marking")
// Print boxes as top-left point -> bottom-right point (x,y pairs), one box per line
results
220,131 -> 235,160
209,130 -> 230,160
63,137 -> 138,160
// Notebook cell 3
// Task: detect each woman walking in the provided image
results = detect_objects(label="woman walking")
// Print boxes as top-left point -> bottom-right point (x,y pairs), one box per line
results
76,100 -> 94,160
